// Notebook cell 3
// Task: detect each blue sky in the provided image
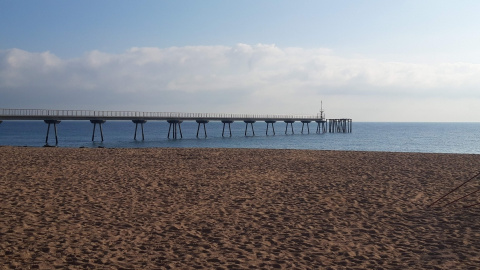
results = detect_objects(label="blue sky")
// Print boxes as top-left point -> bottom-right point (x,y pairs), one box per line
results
1,0 -> 480,121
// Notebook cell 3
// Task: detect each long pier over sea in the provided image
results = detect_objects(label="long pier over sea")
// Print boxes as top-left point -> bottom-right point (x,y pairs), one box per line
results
0,108 -> 352,146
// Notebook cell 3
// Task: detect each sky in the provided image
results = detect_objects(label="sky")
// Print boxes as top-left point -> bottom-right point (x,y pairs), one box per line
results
1,0 -> 480,121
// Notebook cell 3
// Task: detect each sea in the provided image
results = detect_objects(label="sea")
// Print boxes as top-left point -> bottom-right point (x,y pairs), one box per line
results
1,121 -> 480,154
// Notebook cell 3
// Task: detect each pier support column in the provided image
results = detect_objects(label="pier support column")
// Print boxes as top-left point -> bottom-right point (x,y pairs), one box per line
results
221,120 -> 234,137
328,119 -> 352,133
316,120 -> 327,134
167,120 -> 183,139
132,120 -> 147,140
44,120 -> 61,146
90,120 -> 106,141
328,119 -> 334,133
284,120 -> 295,135
196,120 -> 209,138
244,120 -> 255,136
265,120 -> 276,136
301,121 -> 311,134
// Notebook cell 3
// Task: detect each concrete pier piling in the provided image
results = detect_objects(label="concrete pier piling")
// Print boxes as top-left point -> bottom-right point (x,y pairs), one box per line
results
132,120 -> 147,140
316,120 -> 327,134
244,120 -> 256,136
328,119 -> 352,133
90,120 -> 106,142
44,120 -> 61,145
285,120 -> 295,135
222,120 -> 234,137
265,120 -> 276,136
196,120 -> 209,138
167,120 -> 183,139
301,120 -> 311,134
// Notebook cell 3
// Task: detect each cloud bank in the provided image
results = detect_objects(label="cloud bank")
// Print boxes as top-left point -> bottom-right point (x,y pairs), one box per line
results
1,44 -> 480,121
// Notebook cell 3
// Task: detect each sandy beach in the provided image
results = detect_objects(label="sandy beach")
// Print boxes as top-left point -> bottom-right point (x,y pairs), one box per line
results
1,146 -> 480,269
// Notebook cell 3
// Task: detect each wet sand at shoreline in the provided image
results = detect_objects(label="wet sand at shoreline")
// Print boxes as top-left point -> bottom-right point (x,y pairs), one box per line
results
1,146 -> 480,269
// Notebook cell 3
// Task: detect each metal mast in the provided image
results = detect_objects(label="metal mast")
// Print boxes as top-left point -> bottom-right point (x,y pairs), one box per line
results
319,101 -> 325,120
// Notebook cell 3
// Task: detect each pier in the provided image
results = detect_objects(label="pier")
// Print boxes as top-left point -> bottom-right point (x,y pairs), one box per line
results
0,108 -> 351,145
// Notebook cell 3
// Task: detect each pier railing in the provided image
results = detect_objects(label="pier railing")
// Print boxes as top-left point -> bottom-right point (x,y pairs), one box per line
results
0,108 -> 326,121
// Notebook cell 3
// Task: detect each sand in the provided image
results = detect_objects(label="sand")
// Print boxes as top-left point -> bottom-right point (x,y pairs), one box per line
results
1,146 -> 480,269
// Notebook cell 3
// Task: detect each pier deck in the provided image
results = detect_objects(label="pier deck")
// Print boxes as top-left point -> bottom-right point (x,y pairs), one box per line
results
0,108 -> 326,122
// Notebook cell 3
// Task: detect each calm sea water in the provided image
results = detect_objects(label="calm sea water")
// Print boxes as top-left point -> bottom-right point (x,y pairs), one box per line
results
0,121 -> 479,154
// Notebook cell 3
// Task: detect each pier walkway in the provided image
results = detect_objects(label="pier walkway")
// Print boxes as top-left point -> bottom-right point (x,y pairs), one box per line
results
0,108 -> 352,145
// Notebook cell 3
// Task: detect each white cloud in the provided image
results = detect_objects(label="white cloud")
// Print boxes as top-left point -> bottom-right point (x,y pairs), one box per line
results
1,44 -> 480,121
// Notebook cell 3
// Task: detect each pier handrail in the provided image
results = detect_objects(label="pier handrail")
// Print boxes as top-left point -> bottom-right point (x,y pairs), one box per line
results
0,108 -> 328,121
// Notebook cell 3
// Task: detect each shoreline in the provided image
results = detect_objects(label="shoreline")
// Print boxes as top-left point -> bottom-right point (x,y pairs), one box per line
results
3,144 -> 480,156
1,147 -> 479,269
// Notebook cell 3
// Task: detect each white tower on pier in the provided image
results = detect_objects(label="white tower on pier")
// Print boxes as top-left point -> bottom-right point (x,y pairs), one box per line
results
318,101 -> 325,120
